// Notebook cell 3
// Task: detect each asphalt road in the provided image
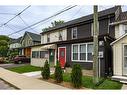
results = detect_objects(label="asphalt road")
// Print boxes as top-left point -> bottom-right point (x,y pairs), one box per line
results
0,79 -> 16,90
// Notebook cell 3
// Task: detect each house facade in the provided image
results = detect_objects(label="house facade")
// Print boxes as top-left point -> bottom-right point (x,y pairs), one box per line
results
31,6 -> 121,77
110,11 -> 127,82
20,31 -> 41,57
9,37 -> 22,55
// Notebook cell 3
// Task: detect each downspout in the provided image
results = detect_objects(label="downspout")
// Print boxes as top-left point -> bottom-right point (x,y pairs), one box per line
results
104,36 -> 108,77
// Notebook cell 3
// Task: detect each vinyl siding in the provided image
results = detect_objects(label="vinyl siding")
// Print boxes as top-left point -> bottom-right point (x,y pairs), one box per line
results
112,35 -> 127,76
41,29 -> 67,44
31,46 -> 48,67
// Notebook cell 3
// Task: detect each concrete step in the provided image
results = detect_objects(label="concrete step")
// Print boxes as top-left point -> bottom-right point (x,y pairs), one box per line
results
112,76 -> 127,82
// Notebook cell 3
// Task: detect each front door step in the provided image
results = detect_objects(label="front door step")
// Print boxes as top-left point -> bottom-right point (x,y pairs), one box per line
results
112,76 -> 127,82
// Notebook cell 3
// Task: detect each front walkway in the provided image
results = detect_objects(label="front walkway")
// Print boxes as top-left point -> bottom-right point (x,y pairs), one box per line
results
122,84 -> 127,89
0,67 -> 68,90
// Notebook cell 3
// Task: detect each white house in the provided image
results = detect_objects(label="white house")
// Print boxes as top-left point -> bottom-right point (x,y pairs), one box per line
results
31,28 -> 67,67
111,11 -> 127,82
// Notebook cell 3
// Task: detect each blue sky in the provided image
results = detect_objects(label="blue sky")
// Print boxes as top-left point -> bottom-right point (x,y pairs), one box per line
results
0,5 -> 127,38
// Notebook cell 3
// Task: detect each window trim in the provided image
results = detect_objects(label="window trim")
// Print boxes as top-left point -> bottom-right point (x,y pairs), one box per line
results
71,27 -> 77,39
47,34 -> 50,43
122,44 -> 127,75
71,42 -> 93,62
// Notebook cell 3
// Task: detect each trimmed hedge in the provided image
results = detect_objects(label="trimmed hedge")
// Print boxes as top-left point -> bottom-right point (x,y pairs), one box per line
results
71,64 -> 82,88
41,60 -> 50,79
54,60 -> 63,83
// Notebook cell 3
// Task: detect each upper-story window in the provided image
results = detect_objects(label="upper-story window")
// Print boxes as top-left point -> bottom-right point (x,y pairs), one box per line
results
47,34 -> 50,43
59,31 -> 63,41
71,27 -> 77,39
91,23 -> 94,36
125,25 -> 127,33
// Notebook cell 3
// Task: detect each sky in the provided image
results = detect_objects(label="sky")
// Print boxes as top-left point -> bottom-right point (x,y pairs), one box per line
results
0,5 -> 127,39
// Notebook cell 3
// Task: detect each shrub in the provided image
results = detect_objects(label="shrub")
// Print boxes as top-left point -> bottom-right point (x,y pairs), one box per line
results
71,64 -> 82,88
41,60 -> 50,79
54,60 -> 63,83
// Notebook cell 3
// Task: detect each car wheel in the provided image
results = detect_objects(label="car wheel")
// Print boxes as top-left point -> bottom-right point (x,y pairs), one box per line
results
18,61 -> 22,64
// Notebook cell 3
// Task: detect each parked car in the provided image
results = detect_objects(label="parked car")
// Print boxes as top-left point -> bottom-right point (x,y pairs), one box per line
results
13,55 -> 30,64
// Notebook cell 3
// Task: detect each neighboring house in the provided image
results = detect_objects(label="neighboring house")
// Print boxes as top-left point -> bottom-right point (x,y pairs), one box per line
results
9,37 -> 22,55
110,11 -> 127,82
20,31 -> 41,57
31,6 -> 121,77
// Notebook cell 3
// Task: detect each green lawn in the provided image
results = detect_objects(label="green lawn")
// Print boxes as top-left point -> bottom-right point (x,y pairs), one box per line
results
7,65 -> 41,73
96,79 -> 122,89
50,73 -> 122,89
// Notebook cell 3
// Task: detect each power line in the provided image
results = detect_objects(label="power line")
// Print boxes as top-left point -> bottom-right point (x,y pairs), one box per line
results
8,5 -> 77,36
0,5 -> 31,27
0,13 -> 16,15
30,5 -> 74,29
18,15 -> 36,32
71,6 -> 83,20
5,24 -> 16,32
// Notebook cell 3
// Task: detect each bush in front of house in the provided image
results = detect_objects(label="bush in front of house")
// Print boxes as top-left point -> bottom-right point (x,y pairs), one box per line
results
54,60 -> 63,83
41,60 -> 50,80
71,64 -> 82,88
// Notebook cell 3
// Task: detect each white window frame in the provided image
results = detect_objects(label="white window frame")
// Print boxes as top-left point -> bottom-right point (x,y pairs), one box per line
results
71,42 -> 93,62
91,23 -> 94,36
124,25 -> 127,34
123,44 -> 127,66
71,27 -> 77,39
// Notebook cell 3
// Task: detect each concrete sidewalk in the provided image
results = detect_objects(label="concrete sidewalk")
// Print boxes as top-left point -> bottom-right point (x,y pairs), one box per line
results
0,67 -> 69,90
122,84 -> 127,90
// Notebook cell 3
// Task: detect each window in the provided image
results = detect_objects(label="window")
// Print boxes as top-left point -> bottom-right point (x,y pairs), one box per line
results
72,43 -> 93,62
40,51 -> 48,58
72,27 -> 77,39
59,31 -> 63,41
124,45 -> 127,67
32,51 -> 39,58
32,51 -> 48,58
91,23 -> 94,36
125,25 -> 127,33
91,21 -> 99,36
87,44 -> 93,61
72,45 -> 78,60
47,34 -> 50,42
80,44 -> 86,60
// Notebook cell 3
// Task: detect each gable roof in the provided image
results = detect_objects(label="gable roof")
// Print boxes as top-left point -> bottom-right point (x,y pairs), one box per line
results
41,6 -> 120,34
111,33 -> 127,45
110,11 -> 127,25
26,32 -> 41,42
10,37 -> 22,44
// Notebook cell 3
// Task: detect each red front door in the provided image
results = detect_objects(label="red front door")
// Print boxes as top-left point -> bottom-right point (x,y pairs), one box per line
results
58,47 -> 66,68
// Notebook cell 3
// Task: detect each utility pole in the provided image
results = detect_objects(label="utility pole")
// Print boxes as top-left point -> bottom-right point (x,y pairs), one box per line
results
93,5 -> 99,84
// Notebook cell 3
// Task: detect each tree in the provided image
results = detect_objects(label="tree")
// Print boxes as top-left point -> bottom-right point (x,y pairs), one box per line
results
71,64 -> 82,88
42,20 -> 64,32
0,35 -> 10,42
51,20 -> 64,27
41,60 -> 50,79
54,60 -> 63,83
0,35 -> 10,57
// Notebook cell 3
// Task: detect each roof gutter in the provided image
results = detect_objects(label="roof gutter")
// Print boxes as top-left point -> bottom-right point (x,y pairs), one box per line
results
109,20 -> 127,26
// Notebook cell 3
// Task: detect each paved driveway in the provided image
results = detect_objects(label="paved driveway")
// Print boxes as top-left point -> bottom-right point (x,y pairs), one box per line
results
0,63 -> 29,69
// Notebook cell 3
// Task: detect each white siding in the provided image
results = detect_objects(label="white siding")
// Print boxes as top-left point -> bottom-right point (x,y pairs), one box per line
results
113,35 -> 127,76
31,46 -> 48,67
115,24 -> 126,39
10,43 -> 21,49
41,29 -> 67,44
